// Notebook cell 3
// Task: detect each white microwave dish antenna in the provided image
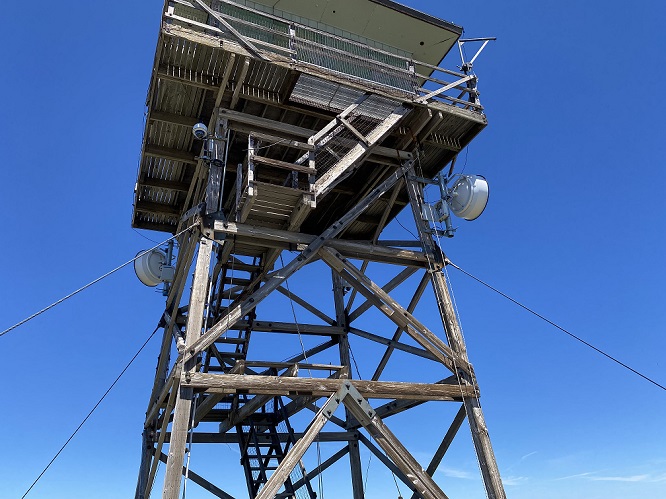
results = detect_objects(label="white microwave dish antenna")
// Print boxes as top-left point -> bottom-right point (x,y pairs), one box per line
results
447,174 -> 489,221
134,249 -> 171,287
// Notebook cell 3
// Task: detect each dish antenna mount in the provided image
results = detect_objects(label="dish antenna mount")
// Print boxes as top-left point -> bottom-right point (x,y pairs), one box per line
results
134,241 -> 175,294
421,173 -> 489,237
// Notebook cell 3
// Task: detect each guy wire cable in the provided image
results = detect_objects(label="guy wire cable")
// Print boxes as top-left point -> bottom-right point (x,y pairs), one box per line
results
21,323 -> 161,497
447,260 -> 666,392
1,223 -> 198,338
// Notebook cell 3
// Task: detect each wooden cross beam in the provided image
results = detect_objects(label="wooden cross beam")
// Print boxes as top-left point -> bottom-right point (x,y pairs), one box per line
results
319,246 -> 472,376
253,382 -> 452,499
184,373 -> 475,401
183,165 -> 410,364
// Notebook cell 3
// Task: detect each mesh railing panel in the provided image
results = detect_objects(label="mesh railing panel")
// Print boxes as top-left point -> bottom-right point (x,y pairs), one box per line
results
214,2 -> 292,52
293,30 -> 415,93
313,94 -> 403,179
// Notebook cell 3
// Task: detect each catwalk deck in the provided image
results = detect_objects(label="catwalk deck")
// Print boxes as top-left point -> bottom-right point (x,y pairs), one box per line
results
132,0 -> 486,241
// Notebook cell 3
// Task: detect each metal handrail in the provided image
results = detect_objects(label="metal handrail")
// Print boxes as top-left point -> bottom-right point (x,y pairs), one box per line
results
165,0 -> 482,111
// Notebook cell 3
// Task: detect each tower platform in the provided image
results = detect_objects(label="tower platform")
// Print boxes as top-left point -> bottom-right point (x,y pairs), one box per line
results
132,0 -> 486,241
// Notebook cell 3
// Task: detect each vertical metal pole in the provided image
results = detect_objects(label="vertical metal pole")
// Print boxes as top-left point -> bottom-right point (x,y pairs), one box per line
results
332,272 -> 364,499
161,229 -> 213,499
404,166 -> 506,499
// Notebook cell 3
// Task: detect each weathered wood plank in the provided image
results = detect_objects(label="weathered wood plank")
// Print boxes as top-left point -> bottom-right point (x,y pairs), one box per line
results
144,144 -> 197,165
254,392 -> 341,499
211,219 -> 429,267
156,452 -> 234,499
404,167 -> 506,499
320,246 -> 471,376
217,108 -> 413,160
251,154 -> 316,174
162,232 -> 213,499
184,373 -> 475,400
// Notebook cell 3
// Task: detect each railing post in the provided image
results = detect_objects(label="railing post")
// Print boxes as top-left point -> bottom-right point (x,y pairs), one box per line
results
408,60 -> 418,96
289,24 -> 297,63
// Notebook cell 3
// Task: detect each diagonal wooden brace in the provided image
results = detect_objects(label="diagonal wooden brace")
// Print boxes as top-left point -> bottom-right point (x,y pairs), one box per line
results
254,390 -> 343,499
255,381 -> 451,499
184,165 -> 410,364
341,383 -> 451,499
319,246 -> 473,377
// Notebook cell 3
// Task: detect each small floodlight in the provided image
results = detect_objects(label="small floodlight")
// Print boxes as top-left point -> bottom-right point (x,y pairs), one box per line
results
192,122 -> 208,140
448,175 -> 489,221
134,249 -> 174,287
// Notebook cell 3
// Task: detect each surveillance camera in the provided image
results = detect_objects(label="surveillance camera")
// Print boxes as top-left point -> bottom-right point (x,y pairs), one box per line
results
192,122 -> 208,139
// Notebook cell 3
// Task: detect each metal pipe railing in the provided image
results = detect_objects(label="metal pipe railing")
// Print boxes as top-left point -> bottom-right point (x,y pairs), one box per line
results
165,0 -> 483,111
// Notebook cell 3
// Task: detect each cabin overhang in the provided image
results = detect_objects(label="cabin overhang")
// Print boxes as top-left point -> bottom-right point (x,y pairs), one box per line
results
132,0 -> 487,236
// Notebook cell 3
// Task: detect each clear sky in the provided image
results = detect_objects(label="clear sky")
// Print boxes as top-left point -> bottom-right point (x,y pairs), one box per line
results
1,1 -> 665,498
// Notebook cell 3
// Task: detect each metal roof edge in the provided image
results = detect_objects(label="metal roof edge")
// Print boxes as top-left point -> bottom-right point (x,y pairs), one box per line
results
368,0 -> 464,36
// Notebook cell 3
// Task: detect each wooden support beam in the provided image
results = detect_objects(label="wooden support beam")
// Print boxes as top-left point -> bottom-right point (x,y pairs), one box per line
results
212,220 -> 429,267
357,432 -> 417,495
214,53 -> 236,108
156,66 -> 218,92
345,178 -> 405,312
140,176 -> 191,193
249,131 -> 314,152
217,364 -> 298,433
372,272 -> 431,381
164,431 -> 358,444
275,286 -> 336,325
234,320 -> 344,336
348,266 -> 418,322
230,57 -> 250,109
410,405 -> 467,499
319,246 -> 471,376
216,108 -> 413,161
404,166 -> 506,499
144,144 -> 197,165
144,229 -> 198,433
332,271 -> 364,499
149,111 -> 199,128
145,363 -> 181,427
183,167 -> 408,363
135,430 -> 153,499
156,452 -> 234,499
279,69 -> 301,103
184,373 -> 474,400
341,384 -> 450,499
144,374 -> 180,499
348,327 -> 437,361
250,154 -> 316,174
292,446 -> 351,491
135,200 -> 181,216
345,376 -> 458,431
254,392 -> 341,499
193,360 -> 245,425
243,361 -> 343,372
162,232 -> 213,499
395,108 -> 433,150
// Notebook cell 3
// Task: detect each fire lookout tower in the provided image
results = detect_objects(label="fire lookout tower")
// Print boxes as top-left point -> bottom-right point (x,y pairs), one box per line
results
132,1 -> 504,498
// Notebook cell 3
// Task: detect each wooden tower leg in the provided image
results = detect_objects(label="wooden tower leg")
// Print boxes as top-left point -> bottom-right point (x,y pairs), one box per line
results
405,168 -> 506,499
135,429 -> 153,499
332,272 -> 365,499
162,231 -> 214,499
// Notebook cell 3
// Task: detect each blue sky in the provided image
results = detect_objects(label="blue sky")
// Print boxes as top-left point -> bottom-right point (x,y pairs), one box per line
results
1,1 -> 665,498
